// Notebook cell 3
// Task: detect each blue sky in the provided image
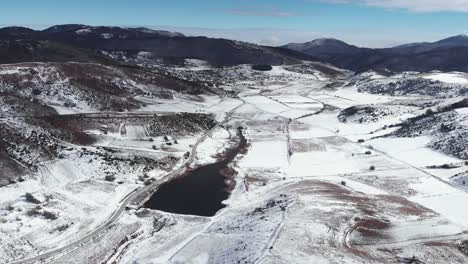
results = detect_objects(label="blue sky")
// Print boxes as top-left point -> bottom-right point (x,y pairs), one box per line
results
2,0 -> 468,47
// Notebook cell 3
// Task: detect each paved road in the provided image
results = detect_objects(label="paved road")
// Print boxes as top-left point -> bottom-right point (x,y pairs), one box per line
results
8,103 -> 244,264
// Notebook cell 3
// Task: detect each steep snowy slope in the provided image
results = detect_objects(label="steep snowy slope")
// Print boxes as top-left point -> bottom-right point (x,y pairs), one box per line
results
0,62 -> 215,114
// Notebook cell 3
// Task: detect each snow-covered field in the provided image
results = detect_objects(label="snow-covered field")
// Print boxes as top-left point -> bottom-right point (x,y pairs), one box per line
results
1,64 -> 468,264
423,72 -> 468,84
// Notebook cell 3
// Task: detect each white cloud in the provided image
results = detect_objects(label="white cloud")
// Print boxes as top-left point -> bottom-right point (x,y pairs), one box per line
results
318,0 -> 468,12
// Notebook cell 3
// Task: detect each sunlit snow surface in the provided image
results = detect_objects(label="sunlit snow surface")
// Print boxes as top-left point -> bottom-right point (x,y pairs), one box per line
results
2,64 -> 468,264
423,72 -> 468,84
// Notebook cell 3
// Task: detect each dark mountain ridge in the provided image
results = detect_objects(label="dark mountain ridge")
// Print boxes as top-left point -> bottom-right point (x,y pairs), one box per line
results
284,38 -> 362,55
0,24 -> 315,66
387,35 -> 468,54
283,35 -> 468,73
4,24 -> 468,73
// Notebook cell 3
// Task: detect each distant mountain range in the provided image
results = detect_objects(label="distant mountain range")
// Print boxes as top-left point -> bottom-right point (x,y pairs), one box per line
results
2,24 -> 468,73
0,24 -> 314,66
283,35 -> 468,73
389,35 -> 468,54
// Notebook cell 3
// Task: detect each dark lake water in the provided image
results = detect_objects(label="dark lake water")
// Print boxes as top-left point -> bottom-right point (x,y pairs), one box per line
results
144,128 -> 246,217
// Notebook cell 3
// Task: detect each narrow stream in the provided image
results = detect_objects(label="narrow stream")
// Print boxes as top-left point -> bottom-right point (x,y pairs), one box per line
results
144,127 -> 247,217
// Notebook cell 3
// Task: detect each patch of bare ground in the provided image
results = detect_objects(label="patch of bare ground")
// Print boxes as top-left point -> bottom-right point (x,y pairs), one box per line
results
243,175 -> 268,192
320,136 -> 349,146
353,218 -> 391,239
246,119 -> 286,135
351,176 -> 418,197
425,241 -> 456,247
343,243 -> 376,260
318,183 -> 432,217
289,121 -> 309,131
284,180 -> 439,262
245,175 -> 267,186
376,247 -> 401,255
314,181 -> 372,204
290,139 -> 326,152
378,195 -> 432,216
322,103 -> 341,112
220,167 -> 237,192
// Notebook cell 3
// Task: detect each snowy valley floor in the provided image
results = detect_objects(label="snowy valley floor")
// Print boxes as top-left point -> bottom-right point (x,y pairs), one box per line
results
1,65 -> 468,263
